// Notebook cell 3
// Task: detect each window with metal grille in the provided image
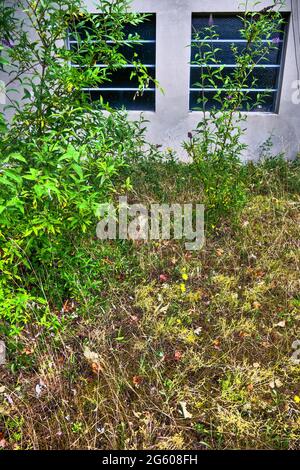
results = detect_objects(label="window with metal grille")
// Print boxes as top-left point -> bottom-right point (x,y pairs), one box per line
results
67,14 -> 156,111
190,13 -> 288,112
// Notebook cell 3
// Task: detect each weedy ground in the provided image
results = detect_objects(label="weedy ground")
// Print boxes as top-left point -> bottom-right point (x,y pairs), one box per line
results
0,155 -> 300,450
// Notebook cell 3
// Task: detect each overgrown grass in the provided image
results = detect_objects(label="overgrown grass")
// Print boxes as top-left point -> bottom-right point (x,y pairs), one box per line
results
0,155 -> 299,450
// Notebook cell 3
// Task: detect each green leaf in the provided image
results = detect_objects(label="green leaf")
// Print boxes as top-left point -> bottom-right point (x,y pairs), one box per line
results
71,163 -> 84,180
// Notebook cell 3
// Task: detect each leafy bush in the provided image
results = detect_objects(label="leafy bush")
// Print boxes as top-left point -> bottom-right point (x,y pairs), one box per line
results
0,0 -> 155,132
0,0 -> 155,335
183,1 -> 286,226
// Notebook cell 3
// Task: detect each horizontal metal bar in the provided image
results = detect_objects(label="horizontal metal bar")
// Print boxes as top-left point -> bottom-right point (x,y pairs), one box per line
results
190,88 -> 278,92
190,64 -> 280,68
82,87 -> 155,91
191,39 -> 283,43
106,40 -> 155,44
71,64 -> 155,68
68,39 -> 156,44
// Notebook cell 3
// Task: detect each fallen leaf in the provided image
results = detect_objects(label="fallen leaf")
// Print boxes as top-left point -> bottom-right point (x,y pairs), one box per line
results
194,327 -> 202,336
269,379 -> 283,389
35,384 -> 42,398
4,394 -> 13,405
239,331 -> 250,339
61,299 -> 76,314
292,340 -> 300,350
274,321 -> 286,328
213,339 -> 221,350
179,401 -> 193,419
83,347 -> 99,363
0,438 -> 7,448
91,362 -> 102,374
254,270 -> 265,278
57,356 -> 65,365
129,315 -> 139,323
174,350 -> 182,361
275,379 -> 283,388
23,347 -> 34,355
35,381 -> 47,398
132,375 -> 143,386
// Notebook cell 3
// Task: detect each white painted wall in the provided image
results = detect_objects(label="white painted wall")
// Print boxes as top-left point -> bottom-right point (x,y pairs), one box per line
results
1,1 -> 300,160
124,0 -> 300,161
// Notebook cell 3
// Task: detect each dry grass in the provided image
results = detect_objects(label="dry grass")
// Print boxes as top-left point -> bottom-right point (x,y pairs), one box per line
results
0,160 -> 300,450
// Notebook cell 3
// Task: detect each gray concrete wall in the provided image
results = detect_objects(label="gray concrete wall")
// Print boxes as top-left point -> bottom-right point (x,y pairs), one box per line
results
123,0 -> 299,161
1,1 -> 299,160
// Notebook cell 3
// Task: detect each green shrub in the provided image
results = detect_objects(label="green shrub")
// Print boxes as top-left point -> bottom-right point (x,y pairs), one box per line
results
183,2 -> 286,227
0,0 -> 156,335
0,107 -> 150,335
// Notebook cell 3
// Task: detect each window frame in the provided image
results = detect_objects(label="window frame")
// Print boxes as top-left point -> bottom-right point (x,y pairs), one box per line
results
189,12 -> 290,114
66,13 -> 156,111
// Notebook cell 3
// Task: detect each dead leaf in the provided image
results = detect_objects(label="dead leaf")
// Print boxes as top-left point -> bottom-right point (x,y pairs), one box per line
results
239,331 -> 250,339
194,327 -> 202,336
23,347 -> 34,356
91,362 -> 102,374
0,438 -> 7,448
174,350 -> 182,361
83,347 -> 99,363
213,339 -> 221,350
132,375 -> 143,386
4,394 -> 13,405
253,301 -> 262,310
35,380 -> 46,398
61,299 -> 76,314
269,379 -> 283,389
274,321 -> 286,328
179,401 -> 193,419
129,315 -> 139,323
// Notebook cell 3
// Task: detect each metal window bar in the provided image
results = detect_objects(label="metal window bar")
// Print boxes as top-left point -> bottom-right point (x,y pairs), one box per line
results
66,15 -> 156,110
190,14 -> 288,112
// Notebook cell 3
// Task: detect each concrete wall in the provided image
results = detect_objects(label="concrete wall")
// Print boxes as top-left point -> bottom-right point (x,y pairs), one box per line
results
98,0 -> 299,161
1,1 -> 300,160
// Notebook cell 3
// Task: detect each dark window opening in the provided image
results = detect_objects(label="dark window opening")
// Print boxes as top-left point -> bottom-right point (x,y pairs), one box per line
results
68,14 -> 156,111
190,13 -> 289,112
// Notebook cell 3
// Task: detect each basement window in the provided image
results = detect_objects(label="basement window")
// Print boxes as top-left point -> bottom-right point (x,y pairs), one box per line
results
190,13 -> 288,112
67,14 -> 156,111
